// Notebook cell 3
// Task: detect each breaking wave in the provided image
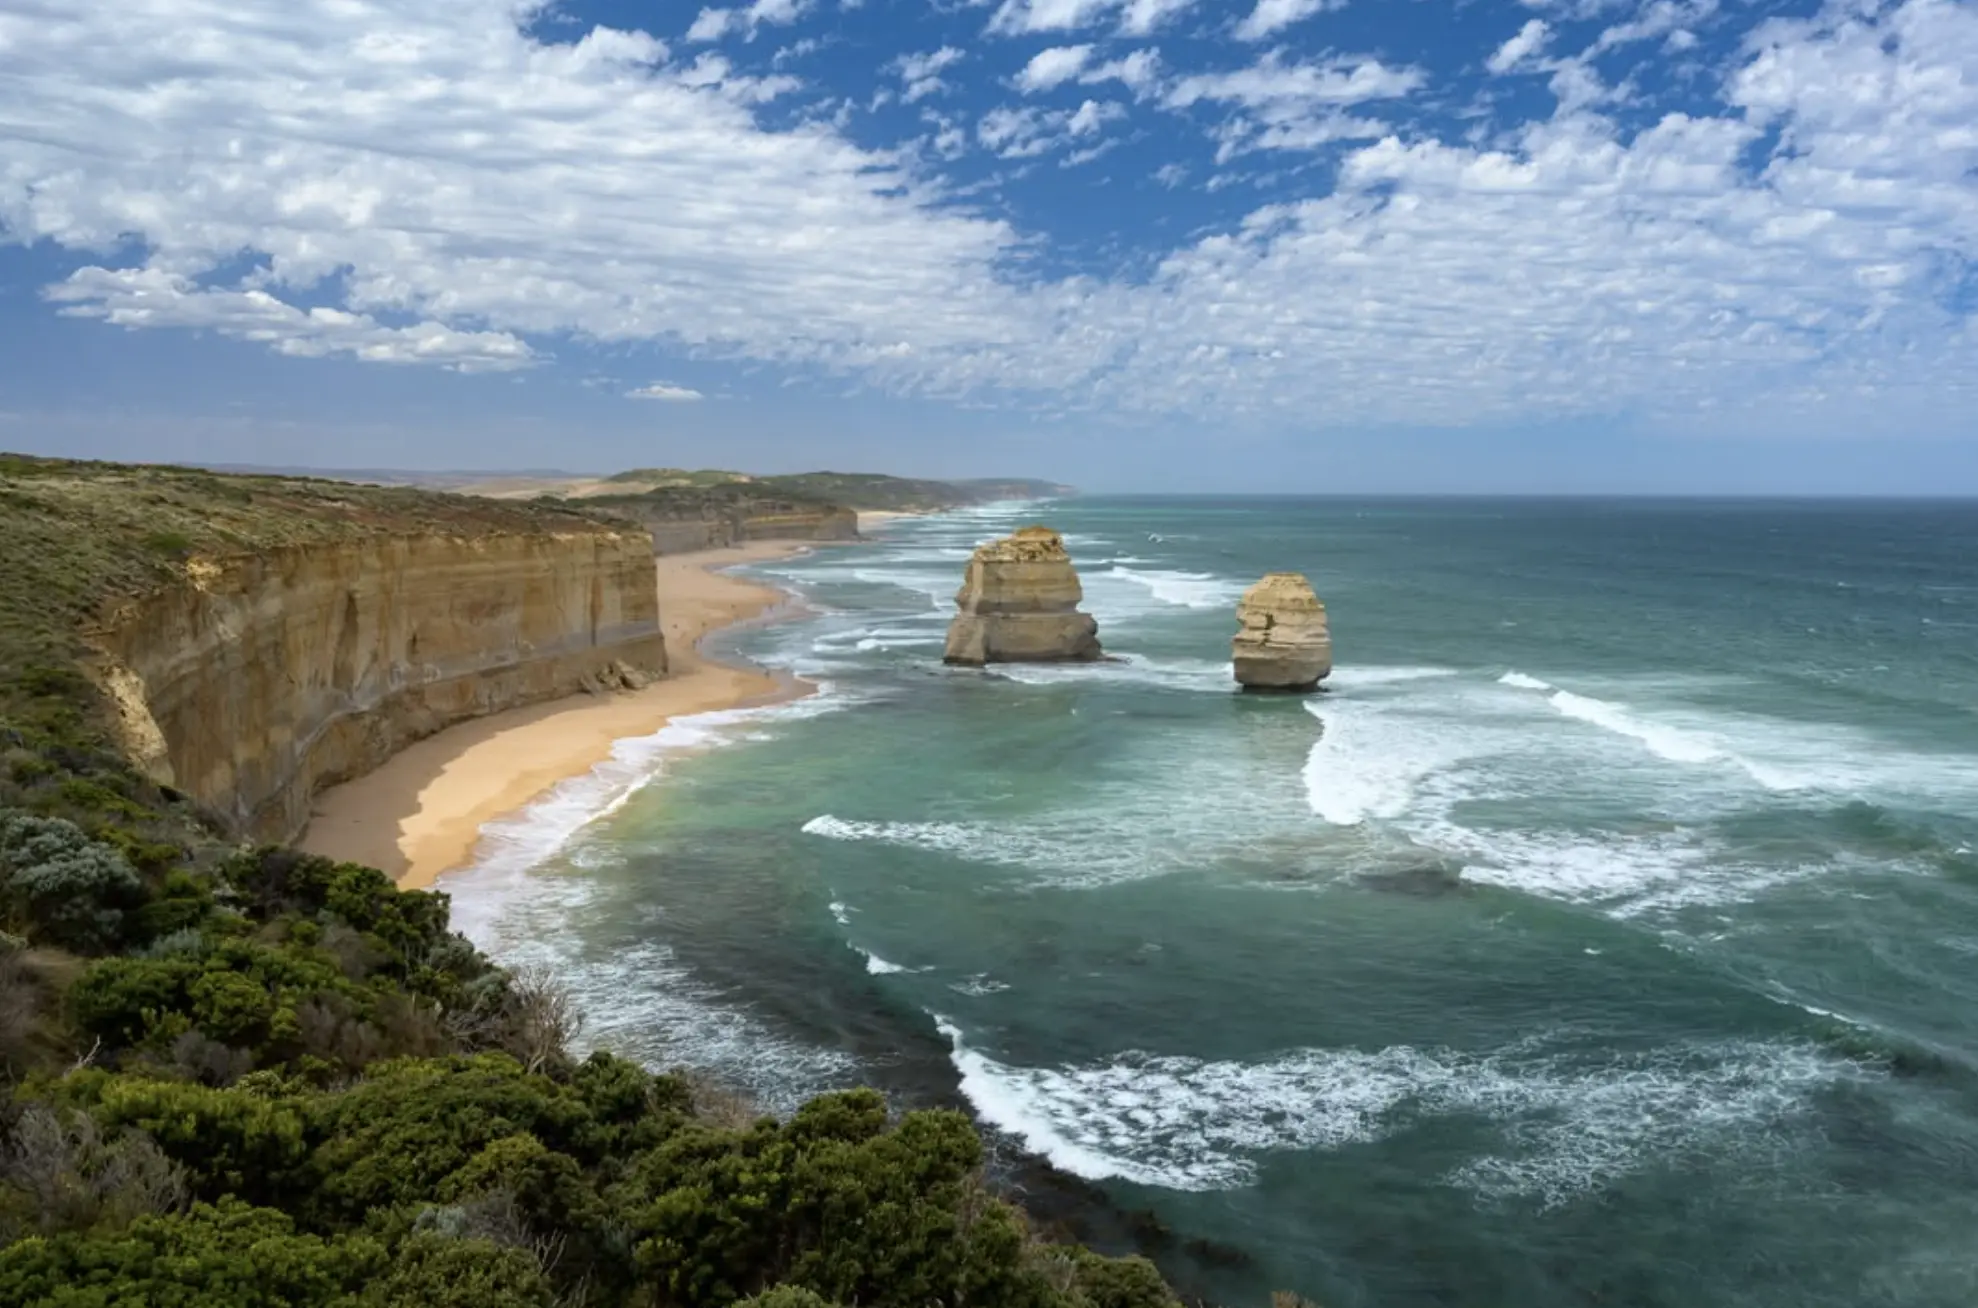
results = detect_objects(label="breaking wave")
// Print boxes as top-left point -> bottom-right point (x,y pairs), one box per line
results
937,1018 -> 1871,1203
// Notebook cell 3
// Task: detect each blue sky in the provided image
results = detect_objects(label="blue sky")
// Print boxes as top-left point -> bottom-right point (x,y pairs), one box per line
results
2,0 -> 1975,492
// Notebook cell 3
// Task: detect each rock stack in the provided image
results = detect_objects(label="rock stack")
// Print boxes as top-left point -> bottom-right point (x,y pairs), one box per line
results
1231,572 -> 1331,691
943,526 -> 1102,665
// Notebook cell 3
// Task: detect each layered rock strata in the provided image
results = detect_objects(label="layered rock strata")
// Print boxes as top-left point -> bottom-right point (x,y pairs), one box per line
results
1231,572 -> 1332,691
91,530 -> 668,841
943,526 -> 1102,665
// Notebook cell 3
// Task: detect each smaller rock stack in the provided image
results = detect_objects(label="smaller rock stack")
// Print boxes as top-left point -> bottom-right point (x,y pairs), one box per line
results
1232,572 -> 1332,691
943,526 -> 1102,665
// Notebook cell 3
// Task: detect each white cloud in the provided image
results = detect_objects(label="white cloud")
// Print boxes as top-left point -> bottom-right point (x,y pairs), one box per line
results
46,267 -> 532,371
688,0 -> 809,42
1164,52 -> 1423,158
1487,19 -> 1552,73
896,46 -> 965,102
1017,45 -> 1162,96
978,99 -> 1125,157
1233,0 -> 1343,43
628,382 -> 706,401
1066,98 -> 1126,135
1086,49 -> 1164,95
0,4 -> 1021,386
1,0 -> 1975,441
987,0 -> 1194,37
1118,0 -> 1196,36
1015,45 -> 1094,93
1165,53 -> 1425,109
1589,0 -> 1716,55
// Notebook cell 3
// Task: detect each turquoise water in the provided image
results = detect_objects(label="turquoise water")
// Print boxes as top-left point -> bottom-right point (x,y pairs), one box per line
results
448,498 -> 1978,1308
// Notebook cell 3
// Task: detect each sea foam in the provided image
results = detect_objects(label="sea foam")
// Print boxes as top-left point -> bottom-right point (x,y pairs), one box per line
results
1102,566 -> 1242,610
1301,698 -> 1478,826
935,1016 -> 1871,1201
446,688 -> 852,942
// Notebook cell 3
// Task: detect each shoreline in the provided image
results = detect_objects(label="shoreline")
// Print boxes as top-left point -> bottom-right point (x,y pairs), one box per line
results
299,540 -> 814,891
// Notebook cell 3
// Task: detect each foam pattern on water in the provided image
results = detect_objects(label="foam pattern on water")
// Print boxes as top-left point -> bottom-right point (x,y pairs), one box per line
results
453,876 -> 859,1111
939,1018 -> 1870,1203
1296,669 -> 1978,920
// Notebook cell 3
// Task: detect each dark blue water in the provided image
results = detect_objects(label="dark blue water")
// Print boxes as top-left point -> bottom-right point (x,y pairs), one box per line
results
450,498 -> 1978,1308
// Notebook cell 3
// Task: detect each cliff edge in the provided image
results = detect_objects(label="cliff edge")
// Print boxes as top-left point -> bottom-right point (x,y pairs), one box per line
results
0,455 -> 667,842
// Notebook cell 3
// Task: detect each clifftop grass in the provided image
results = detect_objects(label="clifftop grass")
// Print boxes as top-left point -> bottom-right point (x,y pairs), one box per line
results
0,453 -> 636,736
596,468 -> 1072,513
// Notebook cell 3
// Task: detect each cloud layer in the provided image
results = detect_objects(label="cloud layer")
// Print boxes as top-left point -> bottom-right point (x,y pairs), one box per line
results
1,0 -> 1974,437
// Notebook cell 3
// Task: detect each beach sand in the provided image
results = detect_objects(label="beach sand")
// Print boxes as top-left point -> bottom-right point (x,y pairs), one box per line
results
299,541 -> 811,891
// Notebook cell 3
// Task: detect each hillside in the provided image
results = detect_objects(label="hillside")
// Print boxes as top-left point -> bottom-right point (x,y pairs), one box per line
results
576,469 -> 1073,511
584,482 -> 860,553
0,453 -> 1183,1308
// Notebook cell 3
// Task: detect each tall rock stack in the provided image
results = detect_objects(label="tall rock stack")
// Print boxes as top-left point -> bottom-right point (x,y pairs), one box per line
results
1232,572 -> 1332,692
943,526 -> 1102,665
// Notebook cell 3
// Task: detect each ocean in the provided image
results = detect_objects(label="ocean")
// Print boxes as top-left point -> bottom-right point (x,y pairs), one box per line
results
446,497 -> 1978,1308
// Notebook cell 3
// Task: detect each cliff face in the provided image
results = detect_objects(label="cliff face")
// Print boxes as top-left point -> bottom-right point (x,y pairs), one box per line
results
593,492 -> 860,554
1232,572 -> 1331,691
943,526 -> 1102,665
89,529 -> 667,841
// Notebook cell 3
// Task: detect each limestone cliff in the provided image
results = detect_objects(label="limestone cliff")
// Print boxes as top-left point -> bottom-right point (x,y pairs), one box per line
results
89,529 -> 666,841
588,487 -> 859,554
1232,572 -> 1331,692
943,526 -> 1102,665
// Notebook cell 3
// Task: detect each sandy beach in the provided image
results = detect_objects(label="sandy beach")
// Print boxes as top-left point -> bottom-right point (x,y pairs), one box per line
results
299,541 -> 811,890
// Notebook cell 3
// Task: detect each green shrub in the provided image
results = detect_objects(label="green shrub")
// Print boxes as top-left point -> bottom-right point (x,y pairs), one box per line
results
66,1073 -> 309,1204
362,1232 -> 556,1307
0,1199 -> 386,1307
301,1054 -> 599,1226
632,1091 -> 1054,1308
0,813 -> 144,952
739,1288 -> 844,1308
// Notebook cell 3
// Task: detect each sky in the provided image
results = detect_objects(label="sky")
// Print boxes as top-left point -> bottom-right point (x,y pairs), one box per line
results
1,0 -> 1975,493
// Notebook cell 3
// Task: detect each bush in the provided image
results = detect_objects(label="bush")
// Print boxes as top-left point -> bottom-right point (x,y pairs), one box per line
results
363,1231 -> 557,1308
65,1073 -> 309,1204
632,1090 -> 1056,1308
0,1199 -> 386,1307
301,1054 -> 602,1227
0,1104 -> 187,1240
0,813 -> 144,952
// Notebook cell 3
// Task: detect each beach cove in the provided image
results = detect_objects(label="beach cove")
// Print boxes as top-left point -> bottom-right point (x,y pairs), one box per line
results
299,539 -> 817,888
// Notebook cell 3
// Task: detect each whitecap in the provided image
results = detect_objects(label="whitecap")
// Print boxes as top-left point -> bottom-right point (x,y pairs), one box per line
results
936,1018 -> 1870,1202
1547,689 -> 1727,767
1301,698 -> 1480,826
1498,671 -> 1554,691
990,652 -> 1233,694
1328,666 -> 1462,688
1103,566 -> 1242,610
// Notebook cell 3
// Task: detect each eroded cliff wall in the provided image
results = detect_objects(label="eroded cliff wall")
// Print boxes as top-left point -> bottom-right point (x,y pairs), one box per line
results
90,529 -> 668,841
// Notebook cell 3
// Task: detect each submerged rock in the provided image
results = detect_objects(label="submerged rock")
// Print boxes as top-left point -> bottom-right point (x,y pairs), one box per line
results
943,525 -> 1102,666
1231,572 -> 1332,692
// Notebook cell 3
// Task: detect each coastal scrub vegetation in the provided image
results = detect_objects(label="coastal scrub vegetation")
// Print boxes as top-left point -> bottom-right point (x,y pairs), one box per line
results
592,468 -> 1071,513
0,453 -> 1183,1308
